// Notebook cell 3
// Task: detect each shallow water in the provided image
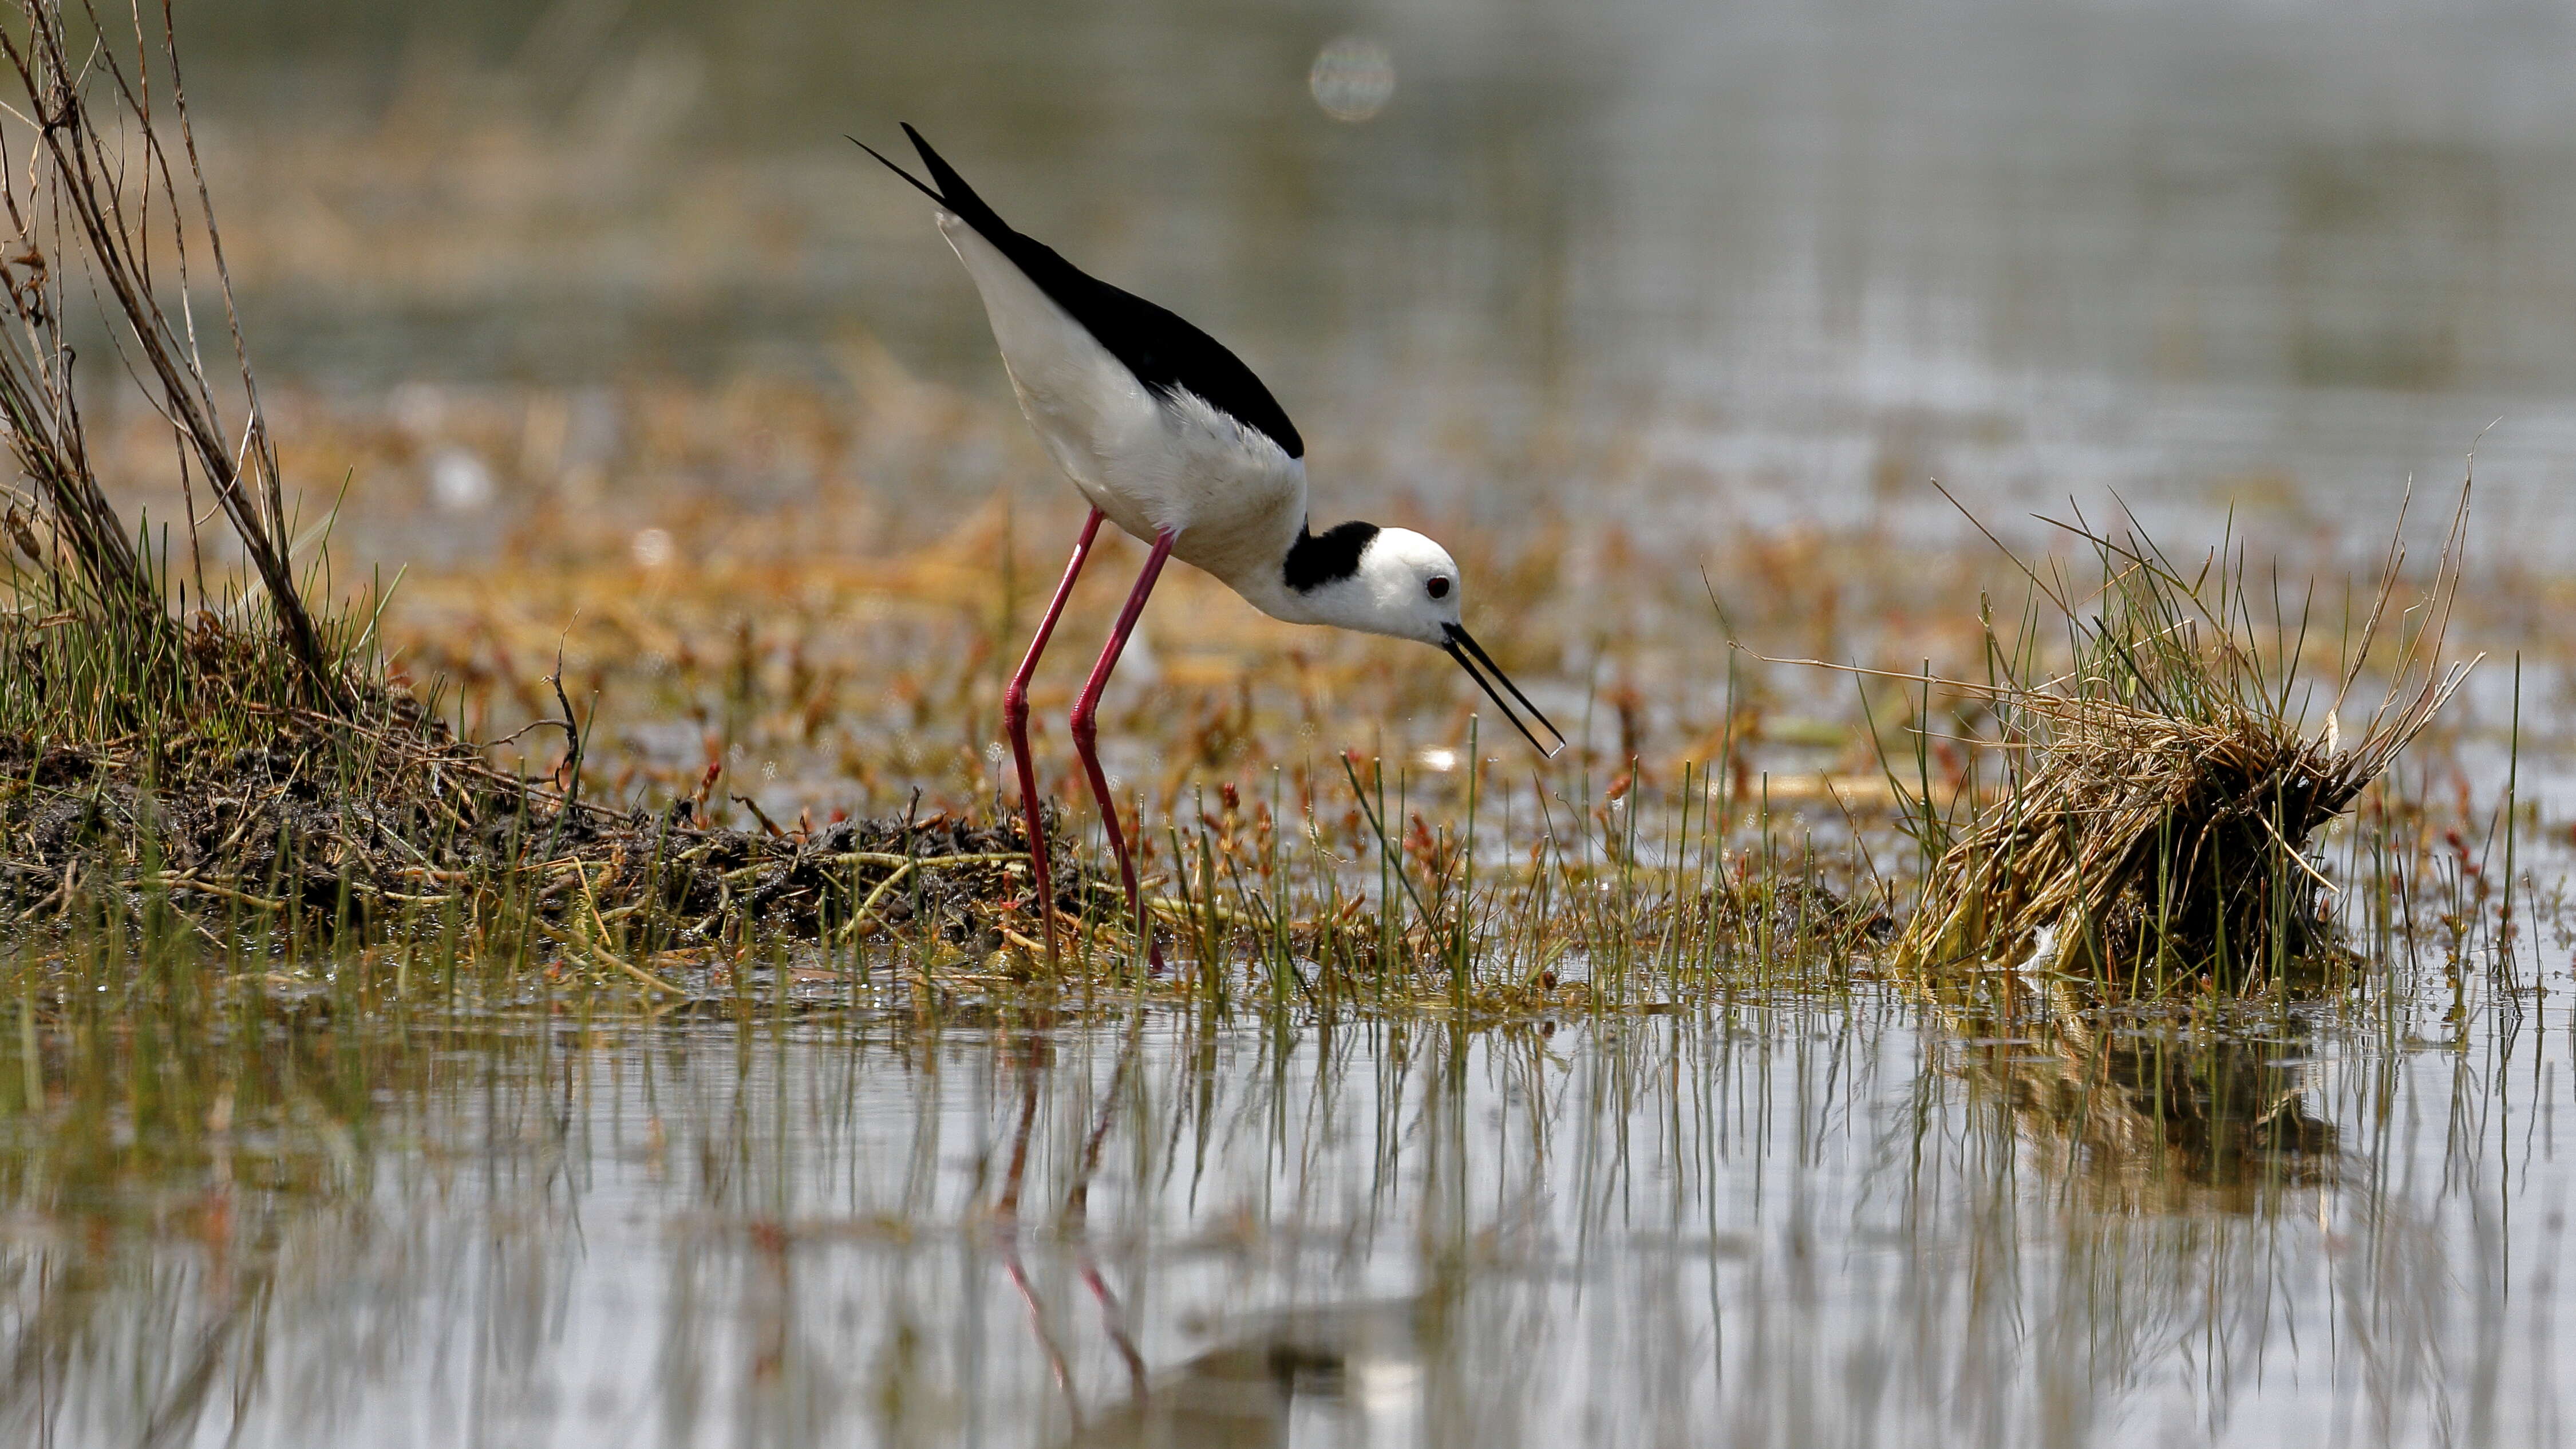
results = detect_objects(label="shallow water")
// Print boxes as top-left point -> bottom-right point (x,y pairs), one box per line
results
5,966 -> 2567,1446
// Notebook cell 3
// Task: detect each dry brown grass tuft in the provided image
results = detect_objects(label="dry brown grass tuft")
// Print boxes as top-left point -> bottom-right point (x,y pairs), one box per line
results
1895,491 -> 2474,988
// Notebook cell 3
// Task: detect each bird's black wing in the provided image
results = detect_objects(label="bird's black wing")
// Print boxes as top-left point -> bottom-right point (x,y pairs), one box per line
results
856,124 -> 1305,460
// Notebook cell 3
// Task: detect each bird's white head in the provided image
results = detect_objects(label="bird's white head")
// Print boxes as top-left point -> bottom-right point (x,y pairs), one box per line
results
1294,526 -> 1461,646
1290,526 -> 1566,757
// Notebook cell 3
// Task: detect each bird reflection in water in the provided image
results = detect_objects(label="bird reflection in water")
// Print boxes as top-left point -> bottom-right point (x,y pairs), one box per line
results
989,1020 -> 1432,1448
1058,1300 -> 1428,1449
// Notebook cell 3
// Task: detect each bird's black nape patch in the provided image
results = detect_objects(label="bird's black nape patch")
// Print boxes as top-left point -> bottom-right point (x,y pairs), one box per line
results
1283,519 -> 1379,594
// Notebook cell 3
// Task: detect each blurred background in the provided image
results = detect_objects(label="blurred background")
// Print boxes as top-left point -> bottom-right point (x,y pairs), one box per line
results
102,0 -> 2576,813
176,0 -> 2576,548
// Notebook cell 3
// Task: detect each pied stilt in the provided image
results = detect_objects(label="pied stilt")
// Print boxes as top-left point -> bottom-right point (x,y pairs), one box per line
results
859,125 -> 1564,963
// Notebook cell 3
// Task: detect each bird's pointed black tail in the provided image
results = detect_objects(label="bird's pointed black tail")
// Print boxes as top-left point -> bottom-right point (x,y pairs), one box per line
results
848,133 -> 944,207
898,124 -> 1013,240
850,123 -> 1305,460
849,125 -> 1016,248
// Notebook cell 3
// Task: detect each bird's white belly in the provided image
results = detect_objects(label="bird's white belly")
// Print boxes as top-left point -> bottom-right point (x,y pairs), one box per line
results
940,218 -> 1305,587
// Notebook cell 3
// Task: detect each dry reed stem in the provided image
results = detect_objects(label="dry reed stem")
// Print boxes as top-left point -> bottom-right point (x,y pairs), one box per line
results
0,0 -> 336,696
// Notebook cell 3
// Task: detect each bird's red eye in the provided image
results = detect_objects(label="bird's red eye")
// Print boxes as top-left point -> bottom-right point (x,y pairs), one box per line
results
1426,576 -> 1451,600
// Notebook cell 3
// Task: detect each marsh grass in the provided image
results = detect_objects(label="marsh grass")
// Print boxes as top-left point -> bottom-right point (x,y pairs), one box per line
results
0,0 -> 336,694
0,1 -> 2528,1028
0,674 -> 1899,1022
1890,491 -> 2475,991
0,479 -> 2513,1024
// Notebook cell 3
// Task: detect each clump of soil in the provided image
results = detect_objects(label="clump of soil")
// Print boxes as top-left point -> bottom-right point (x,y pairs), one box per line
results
0,697 -> 1054,950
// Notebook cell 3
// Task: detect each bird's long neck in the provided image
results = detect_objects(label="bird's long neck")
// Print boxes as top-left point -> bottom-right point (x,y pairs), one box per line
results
1236,517 -> 1384,631
1281,519 -> 1379,595
1213,518 -> 1368,627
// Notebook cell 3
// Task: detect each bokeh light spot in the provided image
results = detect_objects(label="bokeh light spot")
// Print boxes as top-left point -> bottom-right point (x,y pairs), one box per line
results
1309,36 -> 1394,123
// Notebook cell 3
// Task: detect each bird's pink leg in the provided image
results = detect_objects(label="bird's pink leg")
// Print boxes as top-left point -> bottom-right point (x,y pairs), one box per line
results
1070,527 -> 1176,968
1006,508 -> 1106,964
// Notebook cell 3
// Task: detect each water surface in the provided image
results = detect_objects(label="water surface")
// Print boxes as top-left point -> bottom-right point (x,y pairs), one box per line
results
5,973 -> 2566,1446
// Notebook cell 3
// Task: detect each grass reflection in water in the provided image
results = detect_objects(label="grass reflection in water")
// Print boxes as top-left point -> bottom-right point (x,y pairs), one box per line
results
0,942 -> 2553,1447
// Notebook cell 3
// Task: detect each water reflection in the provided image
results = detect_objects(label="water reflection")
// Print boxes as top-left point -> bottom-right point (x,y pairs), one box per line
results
1060,1298 -> 1425,1449
0,979 -> 2559,1446
1935,989 -> 2342,1214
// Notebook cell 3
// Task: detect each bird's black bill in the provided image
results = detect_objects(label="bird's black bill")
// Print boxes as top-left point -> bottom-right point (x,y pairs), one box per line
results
1441,625 -> 1566,759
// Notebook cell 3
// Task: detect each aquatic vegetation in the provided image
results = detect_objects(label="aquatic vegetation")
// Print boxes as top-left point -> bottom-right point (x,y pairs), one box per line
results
1895,493 -> 2475,989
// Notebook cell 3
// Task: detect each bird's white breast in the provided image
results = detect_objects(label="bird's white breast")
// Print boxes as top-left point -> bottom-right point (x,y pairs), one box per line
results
939,217 -> 1307,601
